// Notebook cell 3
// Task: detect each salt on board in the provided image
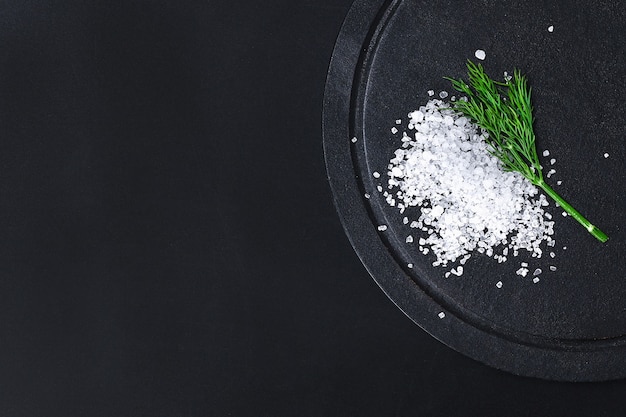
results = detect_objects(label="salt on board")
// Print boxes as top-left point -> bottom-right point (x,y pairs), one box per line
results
384,99 -> 555,273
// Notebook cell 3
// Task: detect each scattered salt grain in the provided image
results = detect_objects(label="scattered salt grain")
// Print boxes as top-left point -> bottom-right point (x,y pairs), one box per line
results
543,150 -> 550,157
550,252 -> 555,258
376,185 -> 383,192
439,91 -> 449,99
533,268 -> 542,276
557,180 -> 562,185
549,266 -> 557,271
351,137 -> 358,143
391,127 -> 398,134
550,158 -> 556,165
450,266 -> 464,276
604,153 -> 609,158
406,235 -> 414,243
474,49 -> 486,60
562,211 -> 567,217
396,119 -> 402,124
521,262 -> 528,267
407,263 -> 413,269
516,267 -> 529,277
377,225 -> 388,231
496,281 -> 503,288
438,312 -> 446,319
533,277 -> 540,283
373,171 -> 381,178
427,90 -> 435,97
364,193 -> 370,199
548,25 -> 554,32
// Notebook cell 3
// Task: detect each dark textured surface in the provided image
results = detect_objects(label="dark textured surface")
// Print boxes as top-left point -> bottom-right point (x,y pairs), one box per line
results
0,0 -> 625,415
324,0 -> 626,381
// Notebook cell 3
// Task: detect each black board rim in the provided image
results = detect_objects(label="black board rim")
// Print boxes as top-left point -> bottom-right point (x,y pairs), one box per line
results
322,0 -> 626,382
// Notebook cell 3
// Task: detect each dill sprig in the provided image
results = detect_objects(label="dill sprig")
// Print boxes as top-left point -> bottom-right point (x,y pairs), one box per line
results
446,60 -> 608,242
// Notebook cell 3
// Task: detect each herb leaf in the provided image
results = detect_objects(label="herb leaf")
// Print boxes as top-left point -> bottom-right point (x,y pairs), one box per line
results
446,60 -> 608,242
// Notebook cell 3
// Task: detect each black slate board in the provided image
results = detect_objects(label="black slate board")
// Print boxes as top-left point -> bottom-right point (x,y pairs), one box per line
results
323,0 -> 626,381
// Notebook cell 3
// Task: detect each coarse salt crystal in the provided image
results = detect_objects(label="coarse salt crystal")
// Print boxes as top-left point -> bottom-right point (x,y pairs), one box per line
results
377,225 -> 387,231
604,153 -> 609,158
548,25 -> 554,32
549,266 -> 557,271
496,281 -> 503,288
533,277 -> 540,283
351,137 -> 358,143
474,49 -> 486,60
373,171 -> 381,178
438,312 -> 446,319
543,150 -> 550,157
406,235 -> 414,243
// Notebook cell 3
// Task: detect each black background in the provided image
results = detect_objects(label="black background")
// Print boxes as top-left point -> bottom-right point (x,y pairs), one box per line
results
0,1 -> 624,416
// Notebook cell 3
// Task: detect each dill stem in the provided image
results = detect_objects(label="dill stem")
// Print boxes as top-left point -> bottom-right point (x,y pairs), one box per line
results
536,180 -> 609,242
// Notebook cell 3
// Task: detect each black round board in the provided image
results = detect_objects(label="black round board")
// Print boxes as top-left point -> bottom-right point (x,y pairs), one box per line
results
323,0 -> 626,381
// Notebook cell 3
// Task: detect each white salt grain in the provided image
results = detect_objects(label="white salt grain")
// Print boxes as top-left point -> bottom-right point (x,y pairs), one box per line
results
439,91 -> 449,99
377,225 -> 388,231
549,266 -> 557,271
438,312 -> 446,319
475,49 -> 486,60
351,137 -> 358,143
427,90 -> 435,97
533,268 -> 542,276
548,25 -> 554,32
496,281 -> 503,288
533,277 -> 540,283
604,153 -> 609,158
550,158 -> 556,165
543,150 -> 550,157
406,235 -> 414,243
364,193 -> 370,199
407,263 -> 414,269
373,171 -> 381,178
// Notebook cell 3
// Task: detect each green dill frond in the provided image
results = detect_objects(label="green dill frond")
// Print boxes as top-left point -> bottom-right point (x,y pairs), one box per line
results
446,60 -> 608,242
446,61 -> 542,184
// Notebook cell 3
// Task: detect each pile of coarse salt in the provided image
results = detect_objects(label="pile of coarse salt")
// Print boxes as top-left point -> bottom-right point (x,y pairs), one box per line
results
385,99 -> 555,273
